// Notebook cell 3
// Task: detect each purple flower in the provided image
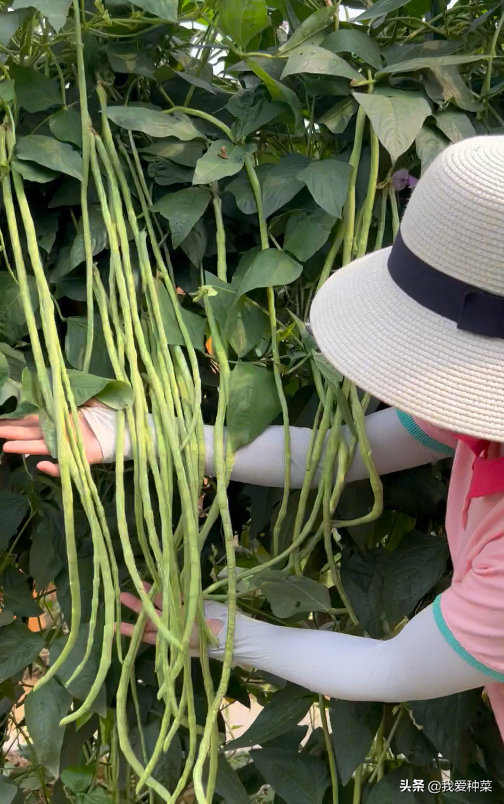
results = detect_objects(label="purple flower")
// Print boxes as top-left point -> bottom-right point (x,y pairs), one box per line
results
392,169 -> 418,192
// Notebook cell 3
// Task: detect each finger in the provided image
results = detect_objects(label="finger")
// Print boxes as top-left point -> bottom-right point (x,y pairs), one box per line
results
141,581 -> 162,610
119,622 -> 157,645
0,414 -> 40,428
120,593 -> 143,615
37,461 -> 60,477
2,440 -> 50,456
0,426 -> 44,440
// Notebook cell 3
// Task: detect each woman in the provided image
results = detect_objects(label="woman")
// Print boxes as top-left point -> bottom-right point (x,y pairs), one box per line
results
3,135 -> 504,737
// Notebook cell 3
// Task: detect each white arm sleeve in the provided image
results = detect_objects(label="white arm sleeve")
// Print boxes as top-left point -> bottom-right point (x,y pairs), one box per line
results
204,602 -> 489,701
81,405 -> 448,486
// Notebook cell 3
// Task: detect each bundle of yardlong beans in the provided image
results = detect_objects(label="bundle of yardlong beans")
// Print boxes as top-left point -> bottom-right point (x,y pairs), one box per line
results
0,8 -> 383,800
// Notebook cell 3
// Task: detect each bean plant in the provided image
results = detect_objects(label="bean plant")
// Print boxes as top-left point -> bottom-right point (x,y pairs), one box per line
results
0,0 -> 503,803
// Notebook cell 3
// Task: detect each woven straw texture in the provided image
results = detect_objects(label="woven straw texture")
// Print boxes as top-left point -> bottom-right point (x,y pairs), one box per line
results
310,135 -> 504,441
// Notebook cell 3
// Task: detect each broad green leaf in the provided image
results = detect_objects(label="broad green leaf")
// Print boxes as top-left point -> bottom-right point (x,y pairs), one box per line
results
217,0 -> 269,49
66,370 -> 133,410
251,748 -> 329,804
365,767 -> 418,803
0,79 -> 15,105
70,206 -> 108,269
383,39 -> 460,65
340,532 -> 448,637
12,159 -> 58,183
214,756 -> 250,804
281,45 -> 362,82
435,109 -> 476,142
415,126 -> 447,172
106,44 -> 155,77
148,159 -> 193,186
0,621 -> 44,683
377,53 -> 485,77
142,139 -> 204,166
180,218 -> 207,268
229,90 -> 287,141
0,9 -> 29,47
226,164 -> 273,215
0,778 -> 23,804
0,342 -> 25,381
1,566 -> 41,617
247,60 -> 304,133
128,0 -> 177,19
131,721 -> 181,789
65,317 -> 114,377
284,209 -> 336,261
234,248 -> 303,299
76,790 -> 113,804
25,679 -> 71,778
193,140 -> 256,185
319,97 -> 358,134
49,109 -> 83,147
227,362 -> 281,451
12,0 -> 71,31
426,64 -> 483,112
278,6 -> 337,54
329,700 -> 383,785
323,29 -> 382,70
262,154 -> 310,218
0,610 -> 14,627
152,187 -> 211,247
9,65 -> 60,113
298,159 -> 352,217
155,280 -> 206,350
225,296 -> 269,358
61,766 -> 94,794
16,135 -> 83,181
409,691 -> 480,765
0,351 -> 8,389
354,88 -> 431,163
357,0 -> 409,21
261,575 -> 332,618
105,107 -> 202,140
0,490 -> 30,551
34,211 -> 59,253
50,621 -> 107,716
30,509 -> 65,590
227,685 -> 313,749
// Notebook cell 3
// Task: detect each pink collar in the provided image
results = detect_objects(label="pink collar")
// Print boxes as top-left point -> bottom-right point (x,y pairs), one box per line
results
454,434 -> 504,526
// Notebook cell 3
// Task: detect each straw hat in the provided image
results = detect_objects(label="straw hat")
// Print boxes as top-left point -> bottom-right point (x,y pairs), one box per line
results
309,135 -> 504,442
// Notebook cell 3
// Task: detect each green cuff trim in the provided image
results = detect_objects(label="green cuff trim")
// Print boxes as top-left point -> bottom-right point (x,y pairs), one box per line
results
433,595 -> 504,683
396,409 -> 455,456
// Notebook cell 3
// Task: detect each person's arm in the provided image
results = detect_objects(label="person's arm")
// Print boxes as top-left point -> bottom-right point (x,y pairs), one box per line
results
81,404 -> 454,487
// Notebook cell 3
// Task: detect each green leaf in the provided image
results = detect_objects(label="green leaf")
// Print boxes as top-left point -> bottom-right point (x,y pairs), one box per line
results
0,621 -> 44,683
261,574 -> 332,618
235,249 -> 303,299
106,44 -> 155,77
251,748 -> 329,804
1,566 -> 41,617
0,491 -> 29,551
229,90 -> 287,140
262,154 -> 310,218
131,721 -> 181,789
9,65 -> 60,113
340,532 -> 448,637
247,60 -> 304,133
284,209 -> 336,262
365,767 -> 417,803
415,126 -> 447,172
214,756 -> 250,804
128,0 -> 177,20
152,187 -> 211,248
34,211 -> 59,253
329,700 -> 383,785
425,64 -> 483,112
16,135 -> 83,181
217,0 -> 269,49
0,778 -> 23,804
25,679 -> 71,778
226,164 -> 273,215
66,370 -> 133,410
0,351 -> 8,390
155,280 -> 206,350
435,109 -> 476,143
281,45 -> 362,82
12,0 -> 71,31
0,79 -> 15,105
148,159 -> 193,186
12,159 -> 58,183
225,296 -> 269,358
323,29 -> 382,70
0,10 -> 29,47
354,88 -> 431,163
193,140 -> 256,185
278,6 -> 337,54
65,317 -> 114,377
30,510 -> 65,590
70,206 -> 108,270
180,218 -> 207,268
61,766 -> 94,793
105,107 -> 202,140
357,0 -> 409,21
0,610 -> 14,627
227,362 -> 281,451
298,159 -> 352,217
378,53 -> 484,77
76,790 -> 113,804
142,139 -> 204,166
49,109 -> 83,148
50,621 -> 107,716
227,685 -> 313,750
319,97 -> 358,134
409,691 -> 480,764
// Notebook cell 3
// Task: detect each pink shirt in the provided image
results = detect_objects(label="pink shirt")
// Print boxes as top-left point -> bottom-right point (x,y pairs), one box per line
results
417,419 -> 504,739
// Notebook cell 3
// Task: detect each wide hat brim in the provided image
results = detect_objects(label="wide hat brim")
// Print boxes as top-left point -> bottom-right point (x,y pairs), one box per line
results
310,247 -> 504,442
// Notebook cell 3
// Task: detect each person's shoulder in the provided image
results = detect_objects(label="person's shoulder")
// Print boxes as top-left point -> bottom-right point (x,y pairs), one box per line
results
395,410 -> 457,455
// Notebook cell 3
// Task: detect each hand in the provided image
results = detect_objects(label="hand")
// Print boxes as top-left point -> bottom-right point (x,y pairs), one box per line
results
119,586 -> 225,653
0,398 -> 105,477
